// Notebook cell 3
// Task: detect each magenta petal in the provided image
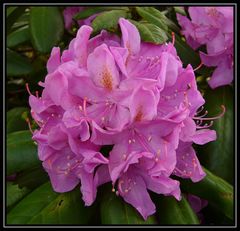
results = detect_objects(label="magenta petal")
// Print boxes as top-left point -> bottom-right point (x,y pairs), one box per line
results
144,175 -> 181,201
187,194 -> 208,213
48,124 -> 68,150
175,142 -> 206,182
77,169 -> 96,206
94,164 -> 111,187
81,151 -> 108,173
109,143 -> 143,184
118,172 -> 156,220
43,151 -> 80,192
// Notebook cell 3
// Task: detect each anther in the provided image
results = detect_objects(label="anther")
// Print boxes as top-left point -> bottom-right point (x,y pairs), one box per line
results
171,32 -> 175,46
35,91 -> 39,98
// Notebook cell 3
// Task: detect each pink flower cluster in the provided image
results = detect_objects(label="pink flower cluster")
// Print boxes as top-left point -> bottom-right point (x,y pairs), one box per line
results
177,7 -> 233,89
28,18 -> 220,220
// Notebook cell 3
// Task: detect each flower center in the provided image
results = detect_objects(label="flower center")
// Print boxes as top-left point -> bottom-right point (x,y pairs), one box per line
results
101,67 -> 113,91
134,107 -> 143,122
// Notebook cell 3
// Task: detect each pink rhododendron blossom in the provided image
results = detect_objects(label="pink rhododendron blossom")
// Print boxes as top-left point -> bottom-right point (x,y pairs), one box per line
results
177,7 -> 233,89
63,7 -> 97,31
187,194 -> 208,223
28,18 -> 222,220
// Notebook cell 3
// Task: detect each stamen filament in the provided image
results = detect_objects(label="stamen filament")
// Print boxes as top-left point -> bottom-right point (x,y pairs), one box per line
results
193,62 -> 203,72
25,83 -> 32,95
193,105 -> 225,121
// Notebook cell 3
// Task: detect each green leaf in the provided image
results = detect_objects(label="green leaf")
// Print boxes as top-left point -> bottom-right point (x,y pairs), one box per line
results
7,25 -> 30,48
7,49 -> 33,76
198,86 -> 234,184
130,20 -> 168,44
7,130 -> 39,175
7,107 -> 29,134
30,7 -> 64,53
136,7 -> 168,31
74,6 -> 129,20
180,167 -> 233,220
7,7 -> 17,17
7,182 -> 31,208
174,6 -> 187,16
6,6 -> 27,34
92,9 -> 130,34
100,187 -> 157,224
7,182 -> 58,224
15,166 -> 49,190
7,182 -> 94,224
156,195 -> 199,224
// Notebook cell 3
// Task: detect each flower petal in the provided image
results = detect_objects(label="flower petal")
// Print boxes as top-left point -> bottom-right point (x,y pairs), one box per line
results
47,47 -> 61,73
87,44 -> 120,91
118,172 -> 155,220
175,142 -> 206,182
119,18 -> 140,55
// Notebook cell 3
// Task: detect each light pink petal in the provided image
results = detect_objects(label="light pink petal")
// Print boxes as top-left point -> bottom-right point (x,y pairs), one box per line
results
159,52 -> 182,88
180,118 -> 196,142
192,129 -> 217,145
208,62 -> 233,89
87,44 -> 120,91
47,47 -> 61,73
119,18 -> 140,55
74,25 -> 93,67
128,86 -> 158,122
88,30 -> 120,54
110,46 -> 129,77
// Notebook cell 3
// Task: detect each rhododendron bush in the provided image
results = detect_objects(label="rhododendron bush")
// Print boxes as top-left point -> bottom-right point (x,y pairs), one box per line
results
6,6 -> 234,226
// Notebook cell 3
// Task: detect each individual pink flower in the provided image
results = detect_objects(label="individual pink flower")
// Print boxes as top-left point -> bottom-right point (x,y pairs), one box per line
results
177,7 -> 233,89
28,18 -> 220,220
